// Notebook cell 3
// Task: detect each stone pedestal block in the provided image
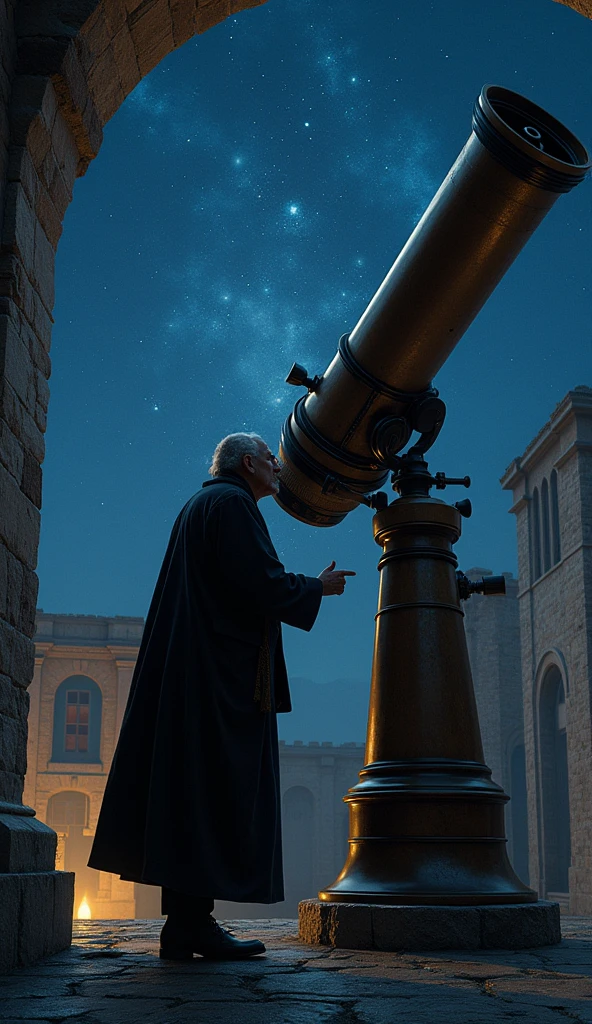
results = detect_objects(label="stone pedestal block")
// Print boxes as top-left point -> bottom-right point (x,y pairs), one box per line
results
0,869 -> 74,972
0,805 -> 74,971
299,898 -> 561,951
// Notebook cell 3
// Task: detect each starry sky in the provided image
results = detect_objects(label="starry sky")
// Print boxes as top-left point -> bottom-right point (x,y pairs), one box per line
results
37,0 -> 591,741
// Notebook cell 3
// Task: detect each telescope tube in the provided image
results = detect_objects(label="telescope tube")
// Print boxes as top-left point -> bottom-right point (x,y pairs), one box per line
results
276,85 -> 590,526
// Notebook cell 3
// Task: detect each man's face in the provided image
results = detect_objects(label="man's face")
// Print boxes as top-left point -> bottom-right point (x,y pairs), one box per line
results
245,440 -> 281,498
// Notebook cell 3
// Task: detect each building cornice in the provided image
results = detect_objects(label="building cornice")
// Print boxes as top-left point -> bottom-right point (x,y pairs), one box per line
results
500,388 -> 592,489
106,646 -> 139,661
555,440 -> 592,469
34,642 -> 55,661
35,644 -> 138,661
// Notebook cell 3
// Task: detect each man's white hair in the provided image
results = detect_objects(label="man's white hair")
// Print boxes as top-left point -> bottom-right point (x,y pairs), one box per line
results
208,433 -> 264,477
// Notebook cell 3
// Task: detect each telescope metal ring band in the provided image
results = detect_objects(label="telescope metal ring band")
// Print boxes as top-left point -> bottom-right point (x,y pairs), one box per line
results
337,334 -> 436,403
359,758 -> 492,774
375,601 -> 463,619
281,416 -> 379,492
472,99 -> 587,193
292,397 -> 384,472
377,548 -> 458,568
347,835 -> 505,843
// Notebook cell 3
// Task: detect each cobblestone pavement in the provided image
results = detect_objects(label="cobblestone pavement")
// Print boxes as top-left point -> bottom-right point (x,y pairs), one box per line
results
1,917 -> 591,1023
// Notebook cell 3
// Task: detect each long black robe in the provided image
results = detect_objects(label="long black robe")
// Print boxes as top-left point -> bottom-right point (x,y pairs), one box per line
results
88,473 -> 322,902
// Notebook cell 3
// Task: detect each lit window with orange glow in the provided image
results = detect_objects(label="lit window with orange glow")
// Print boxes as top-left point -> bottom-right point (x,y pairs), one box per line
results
65,691 -> 90,753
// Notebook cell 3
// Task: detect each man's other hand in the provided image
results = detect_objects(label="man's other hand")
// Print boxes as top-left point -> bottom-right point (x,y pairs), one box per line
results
318,560 -> 356,595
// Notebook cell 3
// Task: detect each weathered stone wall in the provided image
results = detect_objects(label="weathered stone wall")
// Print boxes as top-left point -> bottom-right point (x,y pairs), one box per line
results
502,388 -> 592,915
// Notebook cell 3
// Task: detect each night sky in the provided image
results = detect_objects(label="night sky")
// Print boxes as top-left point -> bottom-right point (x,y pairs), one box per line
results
37,0 -> 592,742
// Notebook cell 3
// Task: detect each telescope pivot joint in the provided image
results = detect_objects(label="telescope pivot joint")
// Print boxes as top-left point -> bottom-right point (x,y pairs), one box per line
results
390,451 -> 473,501
456,571 -> 507,601
321,473 -> 389,512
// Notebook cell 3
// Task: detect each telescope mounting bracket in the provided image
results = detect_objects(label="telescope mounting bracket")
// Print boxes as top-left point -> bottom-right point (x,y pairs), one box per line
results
390,448 -> 472,508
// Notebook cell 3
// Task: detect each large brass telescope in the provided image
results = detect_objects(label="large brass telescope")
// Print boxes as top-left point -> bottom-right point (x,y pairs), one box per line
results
276,86 -> 590,906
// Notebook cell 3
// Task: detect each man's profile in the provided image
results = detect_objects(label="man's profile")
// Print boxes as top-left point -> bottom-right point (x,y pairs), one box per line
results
88,433 -> 355,959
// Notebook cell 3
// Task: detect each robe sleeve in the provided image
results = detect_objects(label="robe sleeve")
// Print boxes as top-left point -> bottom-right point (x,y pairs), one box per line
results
209,492 -> 323,631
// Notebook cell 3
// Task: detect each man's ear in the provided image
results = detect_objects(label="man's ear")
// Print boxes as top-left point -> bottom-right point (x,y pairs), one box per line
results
242,454 -> 255,474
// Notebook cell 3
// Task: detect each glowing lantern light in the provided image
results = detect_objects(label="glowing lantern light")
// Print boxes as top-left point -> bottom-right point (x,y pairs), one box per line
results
77,896 -> 92,920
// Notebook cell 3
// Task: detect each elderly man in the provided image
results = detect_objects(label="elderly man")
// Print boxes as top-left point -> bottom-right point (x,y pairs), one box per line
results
89,433 -> 354,960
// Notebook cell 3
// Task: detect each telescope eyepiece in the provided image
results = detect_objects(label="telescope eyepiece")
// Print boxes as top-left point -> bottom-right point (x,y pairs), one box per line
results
457,571 -> 507,600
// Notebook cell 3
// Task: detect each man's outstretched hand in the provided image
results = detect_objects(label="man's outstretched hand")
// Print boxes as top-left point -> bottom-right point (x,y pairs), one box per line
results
318,560 -> 356,596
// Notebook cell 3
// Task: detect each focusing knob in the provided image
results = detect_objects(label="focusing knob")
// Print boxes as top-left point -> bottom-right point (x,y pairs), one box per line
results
454,499 -> 472,518
285,363 -> 321,393
434,473 -> 471,489
410,395 -> 446,434
457,571 -> 507,600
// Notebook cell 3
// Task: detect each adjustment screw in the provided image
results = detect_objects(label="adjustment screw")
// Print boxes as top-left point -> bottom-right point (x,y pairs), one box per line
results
454,499 -> 472,518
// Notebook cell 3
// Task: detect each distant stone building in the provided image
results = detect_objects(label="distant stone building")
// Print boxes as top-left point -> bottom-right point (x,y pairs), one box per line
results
463,570 -> 529,884
24,612 -> 364,919
501,386 -> 592,915
24,612 -> 144,919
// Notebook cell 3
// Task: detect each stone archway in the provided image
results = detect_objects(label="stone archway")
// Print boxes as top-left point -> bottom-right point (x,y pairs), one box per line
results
0,0 -> 590,971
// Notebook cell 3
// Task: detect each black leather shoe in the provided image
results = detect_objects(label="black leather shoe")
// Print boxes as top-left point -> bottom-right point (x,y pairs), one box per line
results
159,917 -> 265,960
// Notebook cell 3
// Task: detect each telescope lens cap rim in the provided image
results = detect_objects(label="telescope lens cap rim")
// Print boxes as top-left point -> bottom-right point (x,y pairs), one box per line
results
476,84 -> 591,188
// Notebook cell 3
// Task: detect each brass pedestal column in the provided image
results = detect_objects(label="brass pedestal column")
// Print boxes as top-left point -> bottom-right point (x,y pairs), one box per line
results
319,490 -> 535,906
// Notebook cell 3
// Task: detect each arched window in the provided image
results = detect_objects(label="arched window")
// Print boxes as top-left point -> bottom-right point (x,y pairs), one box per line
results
46,791 -> 98,917
282,786 -> 315,914
541,478 -> 551,574
531,488 -> 542,581
51,676 -> 102,764
539,666 -> 571,897
46,791 -> 89,829
551,470 -> 561,565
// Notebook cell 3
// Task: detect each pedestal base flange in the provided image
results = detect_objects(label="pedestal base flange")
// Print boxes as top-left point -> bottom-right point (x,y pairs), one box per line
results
299,898 -> 561,951
0,871 -> 74,972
